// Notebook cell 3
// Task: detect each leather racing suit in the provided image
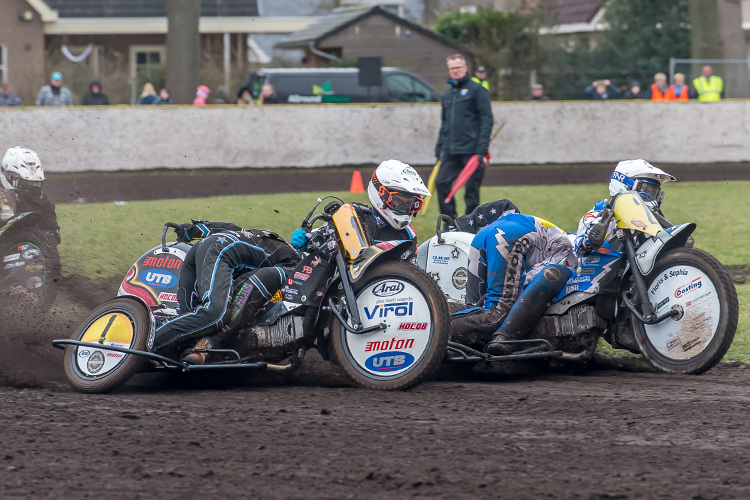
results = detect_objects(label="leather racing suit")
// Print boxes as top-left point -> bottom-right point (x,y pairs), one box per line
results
451,213 -> 576,346
153,222 -> 300,350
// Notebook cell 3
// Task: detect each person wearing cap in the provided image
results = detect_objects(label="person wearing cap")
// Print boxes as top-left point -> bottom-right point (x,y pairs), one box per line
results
471,65 -> 490,92
523,83 -> 549,101
36,72 -> 72,106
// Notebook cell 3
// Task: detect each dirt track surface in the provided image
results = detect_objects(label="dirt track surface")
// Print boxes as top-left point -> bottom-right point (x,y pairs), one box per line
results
3,164 -> 750,497
3,363 -> 750,499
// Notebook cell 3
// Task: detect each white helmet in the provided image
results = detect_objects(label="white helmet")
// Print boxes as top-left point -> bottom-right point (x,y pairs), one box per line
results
368,159 -> 431,230
609,159 -> 675,209
1,147 -> 45,192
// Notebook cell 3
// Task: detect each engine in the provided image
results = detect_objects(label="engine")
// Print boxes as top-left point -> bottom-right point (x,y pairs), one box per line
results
533,304 -> 607,352
253,314 -> 305,349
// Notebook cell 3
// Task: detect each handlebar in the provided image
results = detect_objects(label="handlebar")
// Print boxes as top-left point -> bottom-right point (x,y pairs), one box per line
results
162,222 -> 182,252
436,214 -> 456,244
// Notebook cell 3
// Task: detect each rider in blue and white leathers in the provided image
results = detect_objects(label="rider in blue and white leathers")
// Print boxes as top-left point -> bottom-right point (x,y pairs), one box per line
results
451,212 -> 576,354
574,159 -> 676,255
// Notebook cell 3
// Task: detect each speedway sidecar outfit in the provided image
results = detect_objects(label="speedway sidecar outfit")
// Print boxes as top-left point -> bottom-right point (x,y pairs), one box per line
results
154,223 -> 300,360
451,213 -> 576,353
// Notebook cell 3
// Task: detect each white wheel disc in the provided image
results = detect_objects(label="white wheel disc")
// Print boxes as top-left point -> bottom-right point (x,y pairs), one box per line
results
345,279 -> 433,377
643,265 -> 720,360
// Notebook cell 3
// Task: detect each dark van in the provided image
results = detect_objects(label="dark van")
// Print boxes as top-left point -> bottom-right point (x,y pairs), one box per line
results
248,67 -> 440,104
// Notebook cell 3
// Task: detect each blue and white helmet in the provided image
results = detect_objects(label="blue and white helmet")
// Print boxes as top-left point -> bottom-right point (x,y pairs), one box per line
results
608,159 -> 675,209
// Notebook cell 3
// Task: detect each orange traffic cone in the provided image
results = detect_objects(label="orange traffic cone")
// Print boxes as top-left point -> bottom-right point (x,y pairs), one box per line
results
350,170 -> 364,193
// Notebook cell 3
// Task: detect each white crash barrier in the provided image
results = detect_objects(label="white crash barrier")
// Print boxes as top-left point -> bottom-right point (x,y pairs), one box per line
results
1,100 -> 748,173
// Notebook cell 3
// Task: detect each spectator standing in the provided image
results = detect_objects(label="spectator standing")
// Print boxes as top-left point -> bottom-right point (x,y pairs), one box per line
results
81,80 -> 110,105
471,65 -> 490,92
522,83 -> 549,101
644,73 -> 669,101
621,81 -> 645,99
664,73 -> 690,102
138,83 -> 158,105
434,54 -> 493,220
258,84 -> 278,104
585,79 -> 620,100
692,65 -> 723,102
0,82 -> 22,106
36,72 -> 72,106
193,85 -> 211,106
153,88 -> 173,105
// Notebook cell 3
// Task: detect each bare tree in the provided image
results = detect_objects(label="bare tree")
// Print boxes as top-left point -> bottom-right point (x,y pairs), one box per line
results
166,0 -> 201,104
689,0 -> 749,97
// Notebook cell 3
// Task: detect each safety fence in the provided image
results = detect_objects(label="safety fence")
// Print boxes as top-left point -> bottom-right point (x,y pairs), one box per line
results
1,100 -> 748,172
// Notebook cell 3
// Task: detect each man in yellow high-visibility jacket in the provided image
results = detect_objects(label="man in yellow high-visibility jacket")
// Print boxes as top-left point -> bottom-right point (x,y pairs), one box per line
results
692,65 -> 724,102
471,66 -> 490,92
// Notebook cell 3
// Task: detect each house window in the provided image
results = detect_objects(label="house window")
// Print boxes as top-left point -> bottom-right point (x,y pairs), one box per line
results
129,45 -> 166,92
0,44 -> 7,83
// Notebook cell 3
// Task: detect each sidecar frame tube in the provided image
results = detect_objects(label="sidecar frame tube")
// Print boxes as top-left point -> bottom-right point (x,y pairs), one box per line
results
445,340 -> 564,363
51,339 -> 267,371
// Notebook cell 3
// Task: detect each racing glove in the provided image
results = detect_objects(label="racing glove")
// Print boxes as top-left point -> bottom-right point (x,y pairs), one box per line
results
174,223 -> 208,243
586,221 -> 608,250
291,229 -> 310,250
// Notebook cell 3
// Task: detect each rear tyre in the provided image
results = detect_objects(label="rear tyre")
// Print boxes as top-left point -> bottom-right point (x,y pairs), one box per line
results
331,261 -> 450,390
633,248 -> 738,374
63,298 -> 151,393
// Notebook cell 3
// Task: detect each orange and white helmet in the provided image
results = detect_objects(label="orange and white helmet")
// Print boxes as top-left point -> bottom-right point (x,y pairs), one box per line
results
367,160 -> 431,230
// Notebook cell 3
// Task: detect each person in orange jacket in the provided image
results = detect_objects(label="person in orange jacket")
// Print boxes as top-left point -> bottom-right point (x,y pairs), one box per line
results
664,73 -> 690,101
645,73 -> 669,101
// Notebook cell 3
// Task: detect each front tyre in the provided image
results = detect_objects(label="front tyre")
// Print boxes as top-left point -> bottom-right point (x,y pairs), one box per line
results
63,298 -> 151,393
633,248 -> 738,374
331,262 -> 450,390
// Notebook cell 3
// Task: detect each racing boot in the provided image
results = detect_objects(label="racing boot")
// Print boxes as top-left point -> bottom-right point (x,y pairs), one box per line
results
485,265 -> 573,356
184,337 -> 214,365
485,331 -> 516,355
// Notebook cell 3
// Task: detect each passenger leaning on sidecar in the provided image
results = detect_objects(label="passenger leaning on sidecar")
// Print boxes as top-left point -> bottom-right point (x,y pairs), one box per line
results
0,147 -> 60,239
451,212 -> 576,355
153,222 -> 301,364
575,159 -> 676,255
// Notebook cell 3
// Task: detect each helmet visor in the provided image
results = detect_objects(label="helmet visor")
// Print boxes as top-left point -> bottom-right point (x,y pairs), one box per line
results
634,179 -> 664,204
17,179 -> 43,198
386,191 -> 424,215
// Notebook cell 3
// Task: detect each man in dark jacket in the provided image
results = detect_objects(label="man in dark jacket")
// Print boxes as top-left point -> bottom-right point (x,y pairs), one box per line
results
82,81 -> 110,105
435,54 -> 493,221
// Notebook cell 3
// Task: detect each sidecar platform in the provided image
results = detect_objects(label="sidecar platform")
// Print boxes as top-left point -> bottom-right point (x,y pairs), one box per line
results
51,339 -> 268,372
445,339 -> 564,364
